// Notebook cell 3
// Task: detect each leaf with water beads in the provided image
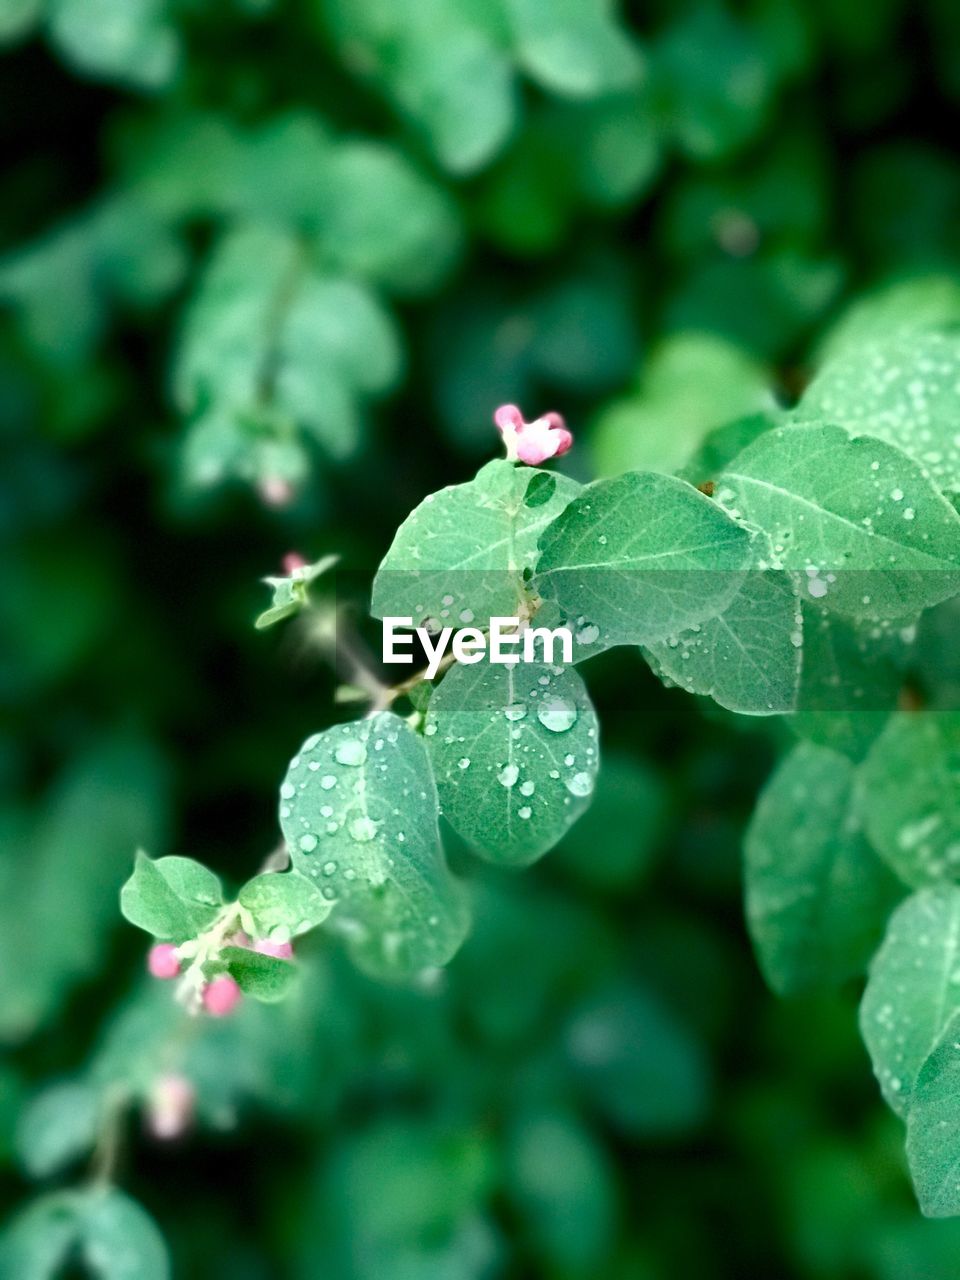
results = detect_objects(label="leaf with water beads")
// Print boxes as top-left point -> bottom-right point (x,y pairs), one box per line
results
856,712 -> 960,886
800,332 -> 960,495
425,660 -> 599,866
860,885 -> 960,1118
534,470 -> 752,648
716,421 -> 960,620
642,567 -> 802,715
279,713 -> 469,981
371,460 -> 580,630
744,742 -> 902,995
905,1010 -> 960,1217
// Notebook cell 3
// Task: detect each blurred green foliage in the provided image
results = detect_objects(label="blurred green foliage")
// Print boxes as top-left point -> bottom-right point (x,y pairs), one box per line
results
3,0 -> 960,1275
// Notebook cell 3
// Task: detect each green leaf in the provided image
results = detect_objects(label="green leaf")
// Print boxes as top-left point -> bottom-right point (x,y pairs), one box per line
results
48,0 -> 180,91
505,1109 -> 617,1274
372,460 -> 580,629
643,567 -> 802,715
504,0 -> 644,98
534,470 -> 752,647
317,143 -> 463,295
237,871 -> 332,939
744,743 -> 902,995
76,1188 -> 170,1280
318,0 -> 517,174
814,275 -> 960,363
255,554 -> 338,630
860,885 -> 960,1116
176,225 -> 401,490
654,6 -> 772,161
0,0 -> 41,42
0,1189 -> 169,1280
857,712 -> 960,885
553,749 -> 667,890
0,1193 -> 80,1280
788,606 -> 914,760
0,736 -> 169,1042
279,713 -> 469,980
800,332 -> 960,494
425,660 -> 599,866
15,1081 -> 100,1179
221,946 -> 298,1003
905,1012 -> 960,1217
120,852 -> 223,943
592,333 -> 773,477
564,985 -> 709,1136
716,422 -> 960,619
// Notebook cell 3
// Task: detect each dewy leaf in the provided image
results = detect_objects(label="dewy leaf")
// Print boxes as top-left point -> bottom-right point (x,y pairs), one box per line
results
643,567 -> 802,715
371,460 -> 580,629
237,872 -> 332,939
788,606 -> 914,761
425,660 -> 599,866
279,713 -> 469,980
859,885 -> 960,1117
221,947 -> 298,1003
120,852 -> 223,943
504,0 -> 644,98
744,743 -> 902,995
800,332 -> 960,494
716,422 -> 960,619
534,471 -> 752,647
857,712 -> 960,886
905,1011 -> 960,1218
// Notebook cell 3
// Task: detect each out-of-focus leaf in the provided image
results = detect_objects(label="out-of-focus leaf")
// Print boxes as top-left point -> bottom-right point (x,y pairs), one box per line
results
592,332 -> 773,476
48,0 -> 180,90
744,742 -> 902,994
504,0 -> 644,98
0,736 -> 169,1043
800,331 -> 960,494
856,712 -> 960,885
564,984 -> 710,1136
860,885 -> 960,1116
15,1081 -> 100,1180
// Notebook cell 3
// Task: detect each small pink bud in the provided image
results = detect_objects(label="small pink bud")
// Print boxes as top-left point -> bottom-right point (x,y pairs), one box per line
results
494,404 -> 572,466
253,938 -> 294,959
227,930 -> 252,949
147,943 -> 181,980
282,552 -> 307,575
202,974 -> 243,1017
257,476 -> 295,508
146,1073 -> 195,1140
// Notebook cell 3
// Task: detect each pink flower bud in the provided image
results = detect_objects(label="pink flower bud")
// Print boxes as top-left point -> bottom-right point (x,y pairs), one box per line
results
202,974 -> 243,1017
253,938 -> 294,959
147,943 -> 181,980
227,930 -> 252,949
282,552 -> 308,575
257,476 -> 295,508
494,404 -> 573,466
146,1073 -> 195,1140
